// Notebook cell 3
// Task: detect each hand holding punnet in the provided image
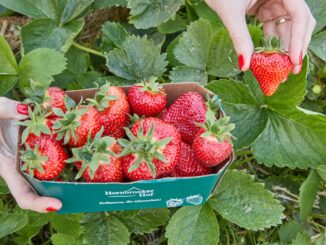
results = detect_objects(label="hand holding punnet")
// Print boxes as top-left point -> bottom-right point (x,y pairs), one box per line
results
0,97 -> 62,213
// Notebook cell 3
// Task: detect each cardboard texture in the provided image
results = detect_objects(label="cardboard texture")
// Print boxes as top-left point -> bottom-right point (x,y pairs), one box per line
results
17,82 -> 234,214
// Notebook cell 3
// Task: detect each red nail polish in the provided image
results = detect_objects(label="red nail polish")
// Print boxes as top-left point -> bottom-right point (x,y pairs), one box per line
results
299,52 -> 303,65
16,104 -> 29,115
238,55 -> 245,70
46,207 -> 58,212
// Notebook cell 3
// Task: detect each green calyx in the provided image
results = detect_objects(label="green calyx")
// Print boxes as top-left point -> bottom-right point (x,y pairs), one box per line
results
87,82 -> 118,112
23,79 -> 48,104
136,77 -> 162,94
19,103 -> 52,144
20,145 -> 48,177
118,123 -> 172,177
256,37 -> 286,53
205,95 -> 221,116
52,97 -> 87,145
66,127 -> 116,180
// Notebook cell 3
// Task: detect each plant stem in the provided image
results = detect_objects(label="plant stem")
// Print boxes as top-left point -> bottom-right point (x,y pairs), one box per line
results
235,149 -> 252,157
72,41 -> 105,58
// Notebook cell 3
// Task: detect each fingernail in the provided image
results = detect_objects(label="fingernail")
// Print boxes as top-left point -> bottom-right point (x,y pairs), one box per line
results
299,52 -> 303,65
238,55 -> 245,70
46,207 -> 58,212
16,104 -> 29,115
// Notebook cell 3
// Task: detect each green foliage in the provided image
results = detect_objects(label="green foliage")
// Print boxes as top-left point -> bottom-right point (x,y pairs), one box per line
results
0,177 -> 9,194
165,204 -> 220,245
299,170 -> 320,220
316,165 -> 326,181
82,213 -> 130,245
306,0 -> 326,34
127,0 -> 184,29
0,212 -> 28,239
209,170 -> 284,230
310,31 -> 326,61
106,35 -> 168,82
51,233 -> 83,245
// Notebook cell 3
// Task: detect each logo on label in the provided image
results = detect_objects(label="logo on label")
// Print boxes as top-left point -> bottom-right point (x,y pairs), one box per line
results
166,198 -> 184,207
105,187 -> 155,198
186,195 -> 203,205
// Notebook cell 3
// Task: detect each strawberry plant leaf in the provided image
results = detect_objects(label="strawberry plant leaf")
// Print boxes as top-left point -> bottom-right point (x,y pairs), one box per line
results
174,19 -> 213,69
106,35 -> 168,82
127,0 -> 184,29
170,66 -> 207,84
299,170 -> 320,220
51,233 -> 83,245
93,0 -> 127,9
0,212 -> 28,239
315,233 -> 326,245
306,0 -> 326,33
0,177 -> 9,194
291,232 -> 311,245
17,48 -> 66,95
116,209 -> 170,235
0,36 -> 18,95
0,0 -> 54,19
165,204 -> 219,245
82,213 -> 130,245
21,19 -> 84,54
51,214 -> 83,237
209,170 -> 285,231
310,31 -> 326,61
316,165 -> 326,181
206,79 -> 268,149
158,14 -> 187,34
102,21 -> 129,49
207,28 -> 239,77
278,220 -> 302,243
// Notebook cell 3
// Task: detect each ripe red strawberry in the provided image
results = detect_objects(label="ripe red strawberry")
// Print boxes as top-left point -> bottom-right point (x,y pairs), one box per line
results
42,87 -> 67,113
172,142 -> 212,177
67,129 -> 124,182
128,77 -> 167,117
88,83 -> 130,138
193,117 -> 234,167
20,135 -> 67,181
53,97 -> 101,147
119,117 -> 181,181
250,39 -> 293,96
161,92 -> 206,144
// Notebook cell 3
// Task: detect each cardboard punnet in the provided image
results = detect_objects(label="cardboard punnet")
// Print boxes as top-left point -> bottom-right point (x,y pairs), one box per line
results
17,82 -> 234,214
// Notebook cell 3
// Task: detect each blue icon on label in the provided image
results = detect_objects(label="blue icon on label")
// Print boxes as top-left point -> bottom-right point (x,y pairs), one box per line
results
166,198 -> 184,207
186,195 -> 203,205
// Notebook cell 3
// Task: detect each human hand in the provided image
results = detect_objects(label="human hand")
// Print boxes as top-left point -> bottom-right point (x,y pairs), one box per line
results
0,97 -> 62,213
205,0 -> 316,74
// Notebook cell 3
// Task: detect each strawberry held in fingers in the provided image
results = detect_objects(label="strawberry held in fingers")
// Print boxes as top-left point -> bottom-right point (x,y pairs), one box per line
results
67,128 -> 124,182
193,116 -> 234,167
53,97 -> 101,147
161,92 -> 206,144
128,77 -> 167,117
20,135 -> 68,181
250,39 -> 293,96
119,117 -> 181,181
88,83 -> 130,138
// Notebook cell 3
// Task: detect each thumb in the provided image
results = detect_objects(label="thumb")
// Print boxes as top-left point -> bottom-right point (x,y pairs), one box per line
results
0,97 -> 28,120
210,3 -> 254,71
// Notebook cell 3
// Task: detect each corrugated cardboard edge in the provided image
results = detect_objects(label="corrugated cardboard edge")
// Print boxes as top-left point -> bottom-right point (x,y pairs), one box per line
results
17,82 -> 234,194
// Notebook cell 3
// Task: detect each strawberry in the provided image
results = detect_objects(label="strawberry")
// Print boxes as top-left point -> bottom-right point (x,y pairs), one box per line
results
128,77 -> 166,117
172,142 -> 212,177
20,135 -> 67,181
42,87 -> 67,113
119,117 -> 181,181
193,116 -> 234,167
250,39 -> 293,96
67,129 -> 124,182
161,92 -> 206,144
88,83 -> 130,138
53,97 -> 101,147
